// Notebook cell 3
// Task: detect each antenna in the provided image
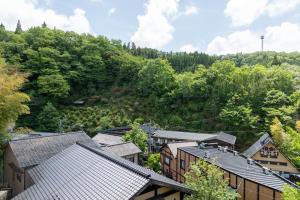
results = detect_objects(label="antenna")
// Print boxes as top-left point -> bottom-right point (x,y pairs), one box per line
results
260,35 -> 264,52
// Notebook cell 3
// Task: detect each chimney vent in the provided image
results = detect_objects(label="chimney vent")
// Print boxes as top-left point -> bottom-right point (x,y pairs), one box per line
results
247,158 -> 254,165
262,167 -> 270,174
218,146 -> 223,151
233,151 -> 238,156
204,151 -> 210,158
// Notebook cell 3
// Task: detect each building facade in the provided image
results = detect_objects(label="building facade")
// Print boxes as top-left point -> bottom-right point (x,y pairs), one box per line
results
160,144 -> 298,200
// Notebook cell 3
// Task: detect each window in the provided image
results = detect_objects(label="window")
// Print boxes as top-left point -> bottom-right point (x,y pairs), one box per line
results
16,173 -> 22,182
180,159 -> 186,169
259,160 -> 269,164
270,161 -> 278,165
126,156 -> 135,163
279,162 -> 288,166
164,156 -> 170,165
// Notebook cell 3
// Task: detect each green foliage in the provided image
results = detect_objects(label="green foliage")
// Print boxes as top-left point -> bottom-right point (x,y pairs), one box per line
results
146,153 -> 161,172
138,59 -> 176,96
282,185 -> 300,200
38,102 -> 61,132
185,160 -> 239,200
0,60 -> 30,132
123,122 -> 147,153
37,74 -> 70,98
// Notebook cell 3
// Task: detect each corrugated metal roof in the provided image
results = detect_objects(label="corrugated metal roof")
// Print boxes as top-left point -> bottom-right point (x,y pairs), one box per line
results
102,142 -> 142,157
243,133 -> 273,157
93,133 -> 124,145
9,131 -> 99,168
180,146 -> 297,191
13,144 -> 191,200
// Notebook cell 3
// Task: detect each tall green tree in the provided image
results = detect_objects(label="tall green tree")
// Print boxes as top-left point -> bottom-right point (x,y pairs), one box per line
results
282,185 -> 300,200
123,122 -> 147,153
185,160 -> 239,200
15,20 -> 22,34
146,153 -> 161,172
37,74 -> 70,98
0,59 -> 30,132
38,102 -> 61,132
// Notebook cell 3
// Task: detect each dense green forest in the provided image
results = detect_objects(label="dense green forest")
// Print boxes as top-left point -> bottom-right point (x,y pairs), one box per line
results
0,24 -> 300,149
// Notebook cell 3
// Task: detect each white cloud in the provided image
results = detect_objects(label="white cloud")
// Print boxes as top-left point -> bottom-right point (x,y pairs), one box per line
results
0,0 -> 91,34
206,22 -> 300,55
179,44 -> 198,52
108,8 -> 116,16
225,0 -> 300,27
131,0 -> 179,49
224,0 -> 268,27
184,5 -> 199,16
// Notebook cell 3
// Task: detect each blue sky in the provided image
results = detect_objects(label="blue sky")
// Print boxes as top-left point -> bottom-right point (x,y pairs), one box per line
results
1,0 -> 300,54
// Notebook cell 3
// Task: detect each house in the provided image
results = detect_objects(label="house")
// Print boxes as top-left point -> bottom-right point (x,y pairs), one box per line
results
12,143 -> 192,200
93,133 -> 142,163
243,133 -> 299,177
161,143 -> 298,200
153,130 -> 236,151
160,142 -> 197,180
3,131 -> 98,197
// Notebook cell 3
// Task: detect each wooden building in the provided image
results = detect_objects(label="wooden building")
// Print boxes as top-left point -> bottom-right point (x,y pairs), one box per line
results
160,143 -> 298,200
244,133 -> 299,177
3,131 -> 99,197
12,143 -> 191,200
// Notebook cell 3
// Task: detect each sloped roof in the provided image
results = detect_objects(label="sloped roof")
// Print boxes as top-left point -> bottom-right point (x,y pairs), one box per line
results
166,142 -> 198,157
13,144 -> 191,200
102,142 -> 142,157
180,146 -> 298,192
8,131 -> 99,168
93,133 -> 124,145
153,130 -> 236,145
243,133 -> 273,157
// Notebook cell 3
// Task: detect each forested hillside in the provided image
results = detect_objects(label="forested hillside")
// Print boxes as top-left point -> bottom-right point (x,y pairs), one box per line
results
0,24 -> 300,148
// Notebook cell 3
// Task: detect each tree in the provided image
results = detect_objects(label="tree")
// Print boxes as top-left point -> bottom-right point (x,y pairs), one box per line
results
0,23 -> 5,29
0,59 -> 30,132
123,122 -> 147,153
185,160 -> 239,200
38,102 -> 60,131
282,185 -> 300,200
42,21 -> 47,28
138,59 -> 176,96
37,74 -> 70,98
146,153 -> 161,172
15,20 -> 22,34
270,117 -> 290,147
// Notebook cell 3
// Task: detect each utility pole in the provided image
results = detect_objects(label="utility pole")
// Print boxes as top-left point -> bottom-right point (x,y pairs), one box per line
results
260,35 -> 264,52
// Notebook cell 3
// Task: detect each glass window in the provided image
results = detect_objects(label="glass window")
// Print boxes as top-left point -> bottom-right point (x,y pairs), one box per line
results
180,159 -> 186,169
279,162 -> 288,166
270,161 -> 278,165
164,156 -> 170,165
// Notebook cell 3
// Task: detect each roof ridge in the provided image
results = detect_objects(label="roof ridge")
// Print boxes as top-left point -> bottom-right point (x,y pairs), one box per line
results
106,142 -> 132,147
76,142 -> 151,179
10,131 -> 85,142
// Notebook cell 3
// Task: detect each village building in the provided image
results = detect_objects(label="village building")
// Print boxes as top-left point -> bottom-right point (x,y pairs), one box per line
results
93,133 -> 142,163
160,142 -> 197,180
243,133 -> 299,178
3,131 -> 98,197
160,143 -> 298,200
153,130 -> 236,151
12,143 -> 191,200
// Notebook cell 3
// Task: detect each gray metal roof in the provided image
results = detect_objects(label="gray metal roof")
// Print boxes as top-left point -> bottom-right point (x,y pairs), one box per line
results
243,133 -> 273,157
8,131 -> 99,168
93,133 -> 124,145
102,142 -> 142,157
180,146 -> 297,191
153,130 -> 236,145
13,144 -> 190,200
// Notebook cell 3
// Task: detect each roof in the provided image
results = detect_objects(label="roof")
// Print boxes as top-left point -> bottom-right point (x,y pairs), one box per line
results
8,131 -> 99,168
13,144 -> 191,200
180,146 -> 298,192
9,132 -> 59,141
153,130 -> 236,145
243,133 -> 273,157
166,142 -> 198,157
102,142 -> 142,157
93,133 -> 124,145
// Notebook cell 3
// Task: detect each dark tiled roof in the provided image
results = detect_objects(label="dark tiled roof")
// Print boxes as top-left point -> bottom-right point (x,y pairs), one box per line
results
243,133 -> 273,157
13,144 -> 191,200
9,131 -> 99,168
166,142 -> 198,158
93,133 -> 124,145
180,146 -> 298,191
153,130 -> 236,145
102,142 -> 142,157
